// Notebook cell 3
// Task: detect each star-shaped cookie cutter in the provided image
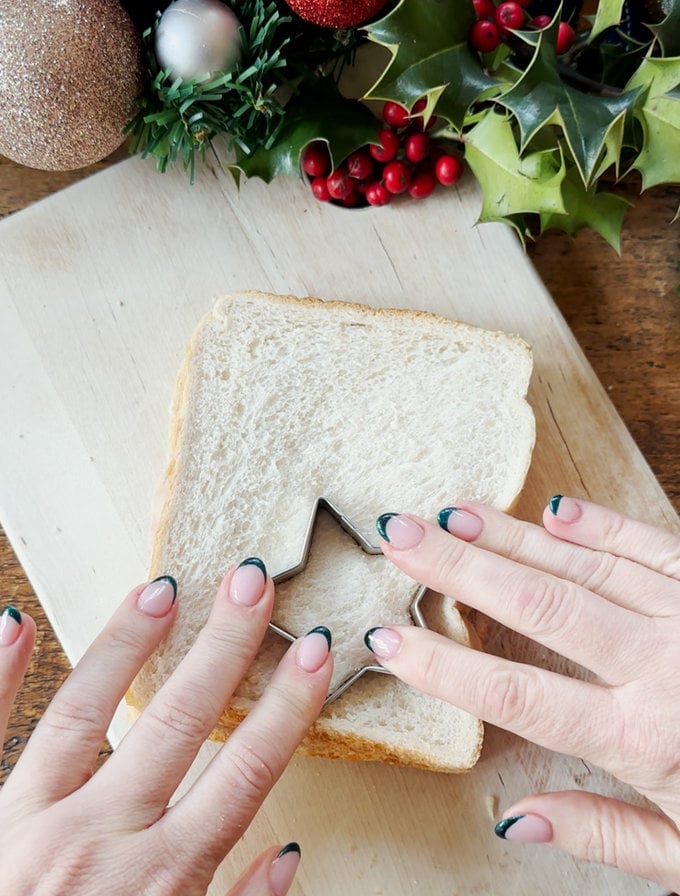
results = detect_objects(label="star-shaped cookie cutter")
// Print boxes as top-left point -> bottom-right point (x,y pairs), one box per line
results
269,497 -> 428,706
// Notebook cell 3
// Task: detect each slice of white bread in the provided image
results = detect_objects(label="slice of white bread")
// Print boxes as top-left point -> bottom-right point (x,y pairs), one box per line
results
127,291 -> 535,773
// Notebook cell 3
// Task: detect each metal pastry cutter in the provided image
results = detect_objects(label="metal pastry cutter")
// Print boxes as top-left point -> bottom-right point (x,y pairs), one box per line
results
269,497 -> 429,705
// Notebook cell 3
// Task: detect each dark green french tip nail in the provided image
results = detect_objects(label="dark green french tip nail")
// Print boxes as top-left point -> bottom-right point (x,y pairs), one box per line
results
308,625 -> 332,648
239,556 -> 267,578
494,815 -> 524,839
549,495 -> 563,515
437,507 -> 458,530
376,513 -> 398,541
277,841 -> 301,859
151,575 -> 177,601
1,605 -> 21,624
364,627 -> 379,652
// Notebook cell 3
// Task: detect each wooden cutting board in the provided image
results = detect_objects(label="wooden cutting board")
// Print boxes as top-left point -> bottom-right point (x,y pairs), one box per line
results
0,153 -> 676,895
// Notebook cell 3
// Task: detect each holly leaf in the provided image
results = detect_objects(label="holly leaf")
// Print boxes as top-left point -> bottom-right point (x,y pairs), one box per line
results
464,111 -> 568,228
496,21 -> 638,186
649,0 -> 680,56
540,168 -> 630,251
588,0 -> 626,41
364,0 -> 501,132
229,76 -> 380,182
627,58 -> 680,189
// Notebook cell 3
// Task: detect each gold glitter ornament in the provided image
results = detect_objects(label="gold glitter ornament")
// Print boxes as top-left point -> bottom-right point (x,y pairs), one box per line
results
0,0 -> 144,170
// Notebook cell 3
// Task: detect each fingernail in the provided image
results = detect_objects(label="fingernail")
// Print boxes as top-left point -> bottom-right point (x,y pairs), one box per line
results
364,626 -> 402,660
230,557 -> 267,606
296,626 -> 331,672
548,494 -> 582,523
137,576 -> 177,618
0,606 -> 22,647
438,506 -> 483,541
495,813 -> 553,843
376,513 -> 425,549
269,842 -> 301,896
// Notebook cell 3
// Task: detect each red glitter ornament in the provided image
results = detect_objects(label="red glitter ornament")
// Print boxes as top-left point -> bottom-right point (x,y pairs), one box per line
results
283,0 -> 390,28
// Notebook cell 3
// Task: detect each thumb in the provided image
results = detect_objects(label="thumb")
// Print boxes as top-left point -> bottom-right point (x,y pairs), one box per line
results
226,843 -> 301,896
495,791 -> 680,891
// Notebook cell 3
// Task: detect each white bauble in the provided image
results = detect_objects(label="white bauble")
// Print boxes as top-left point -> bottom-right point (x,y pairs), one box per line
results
155,0 -> 242,82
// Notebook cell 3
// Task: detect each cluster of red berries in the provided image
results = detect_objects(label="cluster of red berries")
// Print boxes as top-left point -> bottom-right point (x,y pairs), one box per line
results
470,0 -> 576,55
302,99 -> 464,208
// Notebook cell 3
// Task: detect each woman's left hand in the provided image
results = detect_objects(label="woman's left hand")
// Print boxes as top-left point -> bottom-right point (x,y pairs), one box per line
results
0,561 -> 333,895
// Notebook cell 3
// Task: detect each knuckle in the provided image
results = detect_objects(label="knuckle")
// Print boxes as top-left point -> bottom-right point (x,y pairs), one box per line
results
598,509 -> 628,548
509,572 -> 573,639
478,666 -> 540,730
500,519 -> 533,561
43,694 -> 110,739
430,538 -> 469,590
418,640 -> 458,697
146,690 -> 214,744
573,551 -> 618,596
223,739 -> 278,804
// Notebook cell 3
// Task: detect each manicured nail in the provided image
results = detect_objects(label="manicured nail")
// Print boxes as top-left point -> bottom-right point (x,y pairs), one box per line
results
495,813 -> 553,843
364,626 -> 402,660
269,842 -> 301,896
0,605 -> 22,647
296,626 -> 331,672
548,494 -> 582,523
376,513 -> 425,549
438,506 -> 483,541
137,576 -> 177,618
229,557 -> 267,606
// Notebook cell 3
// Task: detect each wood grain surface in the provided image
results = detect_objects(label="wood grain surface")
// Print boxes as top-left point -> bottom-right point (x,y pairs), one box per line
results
1,150 -> 679,881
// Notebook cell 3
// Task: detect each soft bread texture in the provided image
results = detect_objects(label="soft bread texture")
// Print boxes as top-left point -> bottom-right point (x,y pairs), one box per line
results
128,291 -> 535,773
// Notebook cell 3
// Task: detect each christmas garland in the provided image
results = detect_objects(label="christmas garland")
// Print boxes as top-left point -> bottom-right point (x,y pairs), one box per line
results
125,0 -> 680,249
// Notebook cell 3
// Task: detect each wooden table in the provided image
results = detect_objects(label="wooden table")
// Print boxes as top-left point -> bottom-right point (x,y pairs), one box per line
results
2,147 -> 679,805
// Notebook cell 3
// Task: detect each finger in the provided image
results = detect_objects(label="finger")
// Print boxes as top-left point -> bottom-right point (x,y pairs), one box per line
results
365,625 -> 620,769
99,559 -> 276,824
0,606 -> 37,748
440,501 -> 678,617
377,513 -> 648,684
494,790 -> 680,891
227,843 -> 301,896
5,578 -> 177,808
160,627 -> 332,867
545,496 -> 680,607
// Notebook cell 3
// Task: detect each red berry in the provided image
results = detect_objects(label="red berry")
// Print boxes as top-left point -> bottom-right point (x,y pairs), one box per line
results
435,154 -> 464,186
339,190 -> 363,208
556,21 -> 575,54
369,128 -> 400,162
326,167 -> 356,201
412,97 -> 427,115
408,170 -> 436,199
365,181 -> 392,206
302,141 -> 331,177
346,149 -> 374,180
382,100 -> 410,129
311,176 -> 331,201
495,1 -> 524,31
470,19 -> 501,52
531,13 -> 552,27
382,160 -> 412,194
405,132 -> 430,163
473,0 -> 496,18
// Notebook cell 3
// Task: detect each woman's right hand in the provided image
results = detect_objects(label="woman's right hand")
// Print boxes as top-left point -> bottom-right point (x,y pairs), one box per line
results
369,496 -> 680,890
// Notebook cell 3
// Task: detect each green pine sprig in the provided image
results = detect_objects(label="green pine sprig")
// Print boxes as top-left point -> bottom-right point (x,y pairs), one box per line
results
125,0 -> 360,181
